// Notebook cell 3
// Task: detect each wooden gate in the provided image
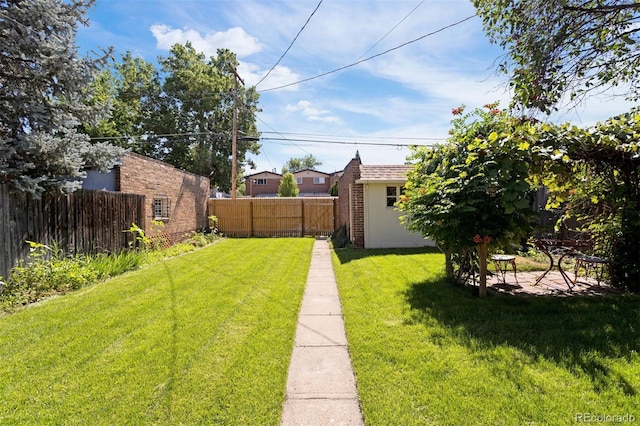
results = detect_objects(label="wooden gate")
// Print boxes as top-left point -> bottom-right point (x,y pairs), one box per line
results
209,197 -> 338,237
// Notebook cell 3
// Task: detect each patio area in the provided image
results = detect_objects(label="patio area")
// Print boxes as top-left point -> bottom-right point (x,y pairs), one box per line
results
484,270 -> 624,296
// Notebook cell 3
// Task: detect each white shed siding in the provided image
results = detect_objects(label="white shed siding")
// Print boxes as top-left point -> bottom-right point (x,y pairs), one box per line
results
363,182 -> 433,249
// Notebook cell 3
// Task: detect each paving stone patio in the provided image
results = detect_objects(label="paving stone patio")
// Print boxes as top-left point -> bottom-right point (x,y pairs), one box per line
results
482,270 -> 624,296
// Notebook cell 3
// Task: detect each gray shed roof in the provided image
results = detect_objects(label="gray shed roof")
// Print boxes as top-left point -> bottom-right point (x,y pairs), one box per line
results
356,164 -> 413,183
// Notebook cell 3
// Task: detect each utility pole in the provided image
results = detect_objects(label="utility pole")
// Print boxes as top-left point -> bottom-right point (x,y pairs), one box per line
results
230,65 -> 244,200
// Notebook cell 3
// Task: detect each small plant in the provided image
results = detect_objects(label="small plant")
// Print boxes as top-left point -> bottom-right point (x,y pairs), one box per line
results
1,240 -> 97,308
124,223 -> 150,249
88,250 -> 146,279
147,220 -> 171,250
209,215 -> 219,234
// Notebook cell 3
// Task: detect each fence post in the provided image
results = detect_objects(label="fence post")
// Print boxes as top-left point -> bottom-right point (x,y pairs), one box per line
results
300,199 -> 305,237
250,200 -> 254,237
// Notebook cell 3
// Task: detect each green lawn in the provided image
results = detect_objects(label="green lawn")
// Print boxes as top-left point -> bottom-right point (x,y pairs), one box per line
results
332,247 -> 640,425
0,238 -> 314,425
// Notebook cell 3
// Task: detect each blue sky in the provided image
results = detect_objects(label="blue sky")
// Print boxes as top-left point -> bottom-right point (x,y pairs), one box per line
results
77,0 -> 636,175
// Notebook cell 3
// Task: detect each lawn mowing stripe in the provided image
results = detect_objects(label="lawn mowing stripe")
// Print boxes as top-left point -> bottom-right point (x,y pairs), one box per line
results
333,247 -> 640,425
0,238 -> 314,425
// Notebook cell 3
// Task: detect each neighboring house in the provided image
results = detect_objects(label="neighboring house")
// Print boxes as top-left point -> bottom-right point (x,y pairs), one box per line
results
293,169 -> 334,196
338,152 -> 433,249
244,169 -> 341,197
244,170 -> 282,197
83,152 -> 210,243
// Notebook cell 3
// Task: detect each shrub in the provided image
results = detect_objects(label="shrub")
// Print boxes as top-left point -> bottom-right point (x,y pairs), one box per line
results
1,241 -> 97,308
88,250 -> 146,279
330,224 -> 350,249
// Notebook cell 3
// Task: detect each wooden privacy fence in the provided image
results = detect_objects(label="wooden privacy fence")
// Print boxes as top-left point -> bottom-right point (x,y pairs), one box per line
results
209,197 -> 339,237
0,185 -> 145,278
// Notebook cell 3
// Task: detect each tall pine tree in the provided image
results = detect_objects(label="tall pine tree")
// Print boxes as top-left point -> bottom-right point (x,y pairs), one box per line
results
0,0 -> 123,196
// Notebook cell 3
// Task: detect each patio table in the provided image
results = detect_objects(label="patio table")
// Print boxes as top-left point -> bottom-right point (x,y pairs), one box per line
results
491,254 -> 518,285
532,238 -> 591,289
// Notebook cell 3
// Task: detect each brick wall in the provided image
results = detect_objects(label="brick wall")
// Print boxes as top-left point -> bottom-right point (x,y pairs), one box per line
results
118,153 -> 210,243
245,172 -> 281,196
350,183 -> 365,248
296,176 -> 331,195
338,155 -> 364,247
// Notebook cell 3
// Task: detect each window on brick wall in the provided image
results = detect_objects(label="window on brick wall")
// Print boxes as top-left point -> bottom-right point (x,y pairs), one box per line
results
313,177 -> 325,184
255,178 -> 267,185
296,177 -> 302,184
153,196 -> 170,220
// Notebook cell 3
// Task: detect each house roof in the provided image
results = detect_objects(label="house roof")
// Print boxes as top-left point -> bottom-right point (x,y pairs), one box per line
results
356,164 -> 413,183
245,170 -> 282,178
293,168 -> 333,177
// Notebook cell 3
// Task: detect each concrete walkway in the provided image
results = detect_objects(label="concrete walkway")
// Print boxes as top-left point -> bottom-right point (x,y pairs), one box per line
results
281,239 -> 364,426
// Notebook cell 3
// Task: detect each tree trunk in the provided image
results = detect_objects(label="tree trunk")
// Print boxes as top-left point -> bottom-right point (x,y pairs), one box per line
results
445,250 -> 454,279
478,242 -> 488,297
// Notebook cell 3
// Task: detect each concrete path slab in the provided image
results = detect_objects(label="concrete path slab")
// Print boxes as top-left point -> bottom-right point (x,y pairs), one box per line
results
295,315 -> 348,347
281,238 -> 364,426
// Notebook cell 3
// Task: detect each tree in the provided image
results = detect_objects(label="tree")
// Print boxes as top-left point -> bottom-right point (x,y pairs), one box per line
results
0,0 -> 123,196
398,104 -> 540,295
278,172 -> 299,197
282,154 -> 322,173
329,180 -> 338,196
83,52 -> 163,158
473,0 -> 640,113
84,44 -> 261,191
535,111 -> 640,292
159,45 -> 261,191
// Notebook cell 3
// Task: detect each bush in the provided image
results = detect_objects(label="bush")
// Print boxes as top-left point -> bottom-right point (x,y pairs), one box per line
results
1,242 -> 97,308
88,250 -> 147,279
330,224 -> 350,249
0,228 -> 223,312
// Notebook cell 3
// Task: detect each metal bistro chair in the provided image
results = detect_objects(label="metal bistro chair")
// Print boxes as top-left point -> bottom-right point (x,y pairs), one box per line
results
560,232 -> 613,287
574,253 -> 613,286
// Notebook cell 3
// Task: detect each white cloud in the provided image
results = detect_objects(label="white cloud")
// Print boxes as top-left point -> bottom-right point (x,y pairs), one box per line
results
243,64 -> 301,92
286,100 -> 341,123
150,24 -> 263,57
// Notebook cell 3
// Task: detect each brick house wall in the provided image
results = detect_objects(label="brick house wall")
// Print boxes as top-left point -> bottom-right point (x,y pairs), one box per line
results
118,152 -> 210,243
245,171 -> 282,197
293,169 -> 332,195
338,153 -> 365,247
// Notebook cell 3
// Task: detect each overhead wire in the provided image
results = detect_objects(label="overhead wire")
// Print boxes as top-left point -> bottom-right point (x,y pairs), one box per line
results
88,129 -> 445,144
259,131 -> 444,142
255,0 -> 324,89
324,0 -> 426,88
260,137 -> 438,147
258,14 -> 477,92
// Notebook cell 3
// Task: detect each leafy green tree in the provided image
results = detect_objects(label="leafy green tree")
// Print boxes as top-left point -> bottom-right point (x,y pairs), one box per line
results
282,154 -> 322,173
158,45 -> 260,191
84,44 -> 261,191
398,104 -> 540,295
278,172 -> 299,197
0,0 -> 123,196
535,111 -> 640,292
83,52 -> 163,158
473,0 -> 640,113
329,180 -> 338,196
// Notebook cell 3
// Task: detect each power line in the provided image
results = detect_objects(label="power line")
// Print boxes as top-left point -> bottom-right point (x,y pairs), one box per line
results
260,137 -> 437,147
89,130 -> 446,144
255,0 -> 323,89
258,14 -> 477,93
89,131 -> 227,141
324,0 -> 425,88
259,131 -> 445,141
